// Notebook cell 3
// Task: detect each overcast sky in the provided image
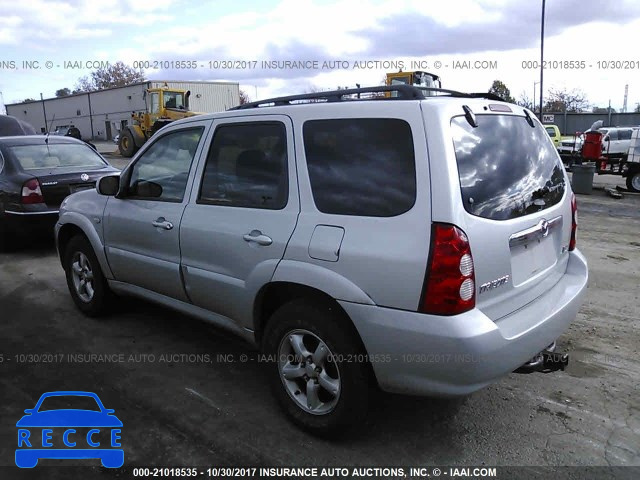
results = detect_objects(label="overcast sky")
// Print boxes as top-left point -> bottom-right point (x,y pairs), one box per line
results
1,0 -> 639,111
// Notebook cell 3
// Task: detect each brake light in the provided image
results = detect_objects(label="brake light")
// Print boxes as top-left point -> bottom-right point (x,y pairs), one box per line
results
420,223 -> 475,316
569,193 -> 577,251
21,178 -> 44,204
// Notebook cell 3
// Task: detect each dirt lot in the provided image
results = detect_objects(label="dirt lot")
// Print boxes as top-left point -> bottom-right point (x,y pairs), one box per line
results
0,168 -> 638,478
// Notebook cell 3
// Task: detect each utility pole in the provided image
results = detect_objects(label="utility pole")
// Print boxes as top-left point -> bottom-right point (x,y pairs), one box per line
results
539,0 -> 546,120
40,93 -> 48,132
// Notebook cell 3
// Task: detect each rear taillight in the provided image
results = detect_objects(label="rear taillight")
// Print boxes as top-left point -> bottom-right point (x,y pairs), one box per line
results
569,193 -> 577,251
420,223 -> 475,316
21,178 -> 44,204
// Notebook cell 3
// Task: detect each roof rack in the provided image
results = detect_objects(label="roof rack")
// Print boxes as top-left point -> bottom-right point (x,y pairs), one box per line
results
230,85 -> 506,110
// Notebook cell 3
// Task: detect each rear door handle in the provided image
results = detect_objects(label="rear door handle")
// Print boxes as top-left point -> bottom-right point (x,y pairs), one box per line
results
243,229 -> 272,246
152,217 -> 174,230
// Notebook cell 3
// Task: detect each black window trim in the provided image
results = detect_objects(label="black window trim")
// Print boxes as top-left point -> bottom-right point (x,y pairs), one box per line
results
195,120 -> 289,210
121,125 -> 205,203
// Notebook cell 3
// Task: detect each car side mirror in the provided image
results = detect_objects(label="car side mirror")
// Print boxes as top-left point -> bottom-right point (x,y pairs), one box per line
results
105,409 -> 115,414
604,136 -> 610,142
97,175 -> 120,196
24,409 -> 34,414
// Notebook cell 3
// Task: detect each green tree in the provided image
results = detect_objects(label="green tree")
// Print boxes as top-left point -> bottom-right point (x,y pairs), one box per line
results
22,98 -> 36,102
75,61 -> 145,92
55,88 -> 71,97
488,80 -> 515,103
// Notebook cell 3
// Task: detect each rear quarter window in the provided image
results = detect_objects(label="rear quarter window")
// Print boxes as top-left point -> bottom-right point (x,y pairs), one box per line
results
452,114 -> 565,220
303,118 -> 416,217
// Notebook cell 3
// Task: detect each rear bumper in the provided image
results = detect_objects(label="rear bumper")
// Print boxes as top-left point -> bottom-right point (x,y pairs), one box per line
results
3,209 -> 59,235
340,249 -> 588,396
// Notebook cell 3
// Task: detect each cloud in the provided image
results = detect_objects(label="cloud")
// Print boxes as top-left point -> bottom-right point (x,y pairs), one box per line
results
0,0 -> 175,46
354,0 -> 640,57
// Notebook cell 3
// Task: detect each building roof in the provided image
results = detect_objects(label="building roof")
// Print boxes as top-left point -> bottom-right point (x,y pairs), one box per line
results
7,80 -> 239,106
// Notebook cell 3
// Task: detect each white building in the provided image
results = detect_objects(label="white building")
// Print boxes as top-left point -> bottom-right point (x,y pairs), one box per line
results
6,81 -> 240,141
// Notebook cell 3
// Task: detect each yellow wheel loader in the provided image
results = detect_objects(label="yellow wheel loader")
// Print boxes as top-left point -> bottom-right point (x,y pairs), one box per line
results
385,70 -> 441,97
119,86 -> 202,157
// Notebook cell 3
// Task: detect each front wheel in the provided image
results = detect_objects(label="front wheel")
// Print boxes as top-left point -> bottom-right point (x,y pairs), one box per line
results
64,235 -> 113,316
626,168 -> 640,192
262,299 -> 371,436
119,129 -> 138,158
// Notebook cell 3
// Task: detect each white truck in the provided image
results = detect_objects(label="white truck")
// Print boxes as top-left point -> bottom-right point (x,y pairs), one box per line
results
626,128 -> 640,192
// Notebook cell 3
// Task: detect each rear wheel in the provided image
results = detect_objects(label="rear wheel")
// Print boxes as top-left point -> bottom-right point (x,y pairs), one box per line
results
0,220 -> 6,250
64,235 -> 113,316
262,299 -> 371,436
119,129 -> 138,158
626,168 -> 640,192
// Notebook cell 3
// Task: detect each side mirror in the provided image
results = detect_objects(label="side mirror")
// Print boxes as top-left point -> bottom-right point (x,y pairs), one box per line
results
604,136 -> 610,142
97,175 -> 120,196
105,409 -> 115,414
24,409 -> 34,414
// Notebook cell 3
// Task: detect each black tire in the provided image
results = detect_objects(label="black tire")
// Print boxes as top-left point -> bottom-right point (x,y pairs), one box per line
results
0,219 -> 7,251
626,168 -> 640,192
151,120 -> 171,136
262,299 -> 371,436
64,235 -> 113,316
119,129 -> 138,158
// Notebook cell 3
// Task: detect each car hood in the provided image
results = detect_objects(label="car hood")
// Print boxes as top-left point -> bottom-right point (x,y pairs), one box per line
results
16,410 -> 123,427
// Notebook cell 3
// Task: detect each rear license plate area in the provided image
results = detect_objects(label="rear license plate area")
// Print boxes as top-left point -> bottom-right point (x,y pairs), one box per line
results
70,183 -> 95,194
510,235 -> 557,286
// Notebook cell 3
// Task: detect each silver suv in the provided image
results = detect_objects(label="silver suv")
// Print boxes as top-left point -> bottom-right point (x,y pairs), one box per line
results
55,86 -> 588,435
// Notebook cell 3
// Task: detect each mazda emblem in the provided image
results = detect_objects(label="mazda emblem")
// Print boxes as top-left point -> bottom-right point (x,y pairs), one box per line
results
540,219 -> 549,237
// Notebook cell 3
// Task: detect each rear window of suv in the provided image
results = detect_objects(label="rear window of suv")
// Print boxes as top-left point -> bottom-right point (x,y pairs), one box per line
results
303,118 -> 416,217
452,115 -> 565,220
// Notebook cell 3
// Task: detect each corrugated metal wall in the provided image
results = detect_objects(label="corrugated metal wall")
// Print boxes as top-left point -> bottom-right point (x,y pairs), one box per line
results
543,112 -> 640,135
7,81 -> 240,140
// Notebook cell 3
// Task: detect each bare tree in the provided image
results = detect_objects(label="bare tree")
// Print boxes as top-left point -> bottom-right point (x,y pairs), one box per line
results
592,106 -> 616,114
543,87 -> 589,113
75,61 -> 146,92
239,89 -> 251,105
516,91 -> 534,110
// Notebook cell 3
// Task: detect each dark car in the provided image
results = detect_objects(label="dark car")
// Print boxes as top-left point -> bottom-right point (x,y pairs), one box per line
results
0,135 -> 119,247
0,115 -> 37,136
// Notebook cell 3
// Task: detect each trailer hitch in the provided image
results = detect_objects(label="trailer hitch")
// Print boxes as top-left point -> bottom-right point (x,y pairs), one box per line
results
514,343 -> 569,374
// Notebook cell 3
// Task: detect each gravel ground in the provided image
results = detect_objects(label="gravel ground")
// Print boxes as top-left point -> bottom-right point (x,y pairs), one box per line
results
0,169 -> 638,479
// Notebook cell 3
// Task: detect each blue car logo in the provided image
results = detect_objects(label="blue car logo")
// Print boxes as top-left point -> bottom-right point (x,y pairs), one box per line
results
15,391 -> 123,468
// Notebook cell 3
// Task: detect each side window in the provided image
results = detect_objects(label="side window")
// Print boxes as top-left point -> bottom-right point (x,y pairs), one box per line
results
619,129 -> 632,140
303,118 -> 416,217
545,127 -> 556,137
127,127 -> 204,202
149,92 -> 160,114
607,130 -> 619,141
198,122 -> 288,210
